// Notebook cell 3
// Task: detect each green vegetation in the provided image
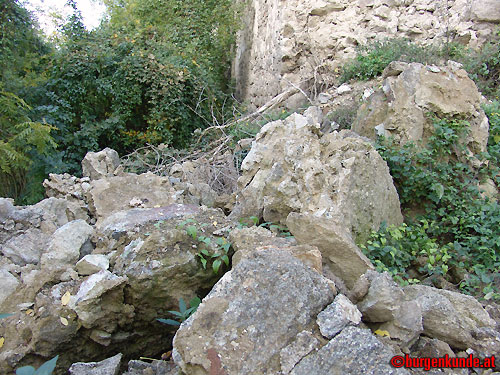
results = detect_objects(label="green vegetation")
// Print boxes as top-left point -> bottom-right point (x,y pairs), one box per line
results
340,38 -> 442,83
359,113 -> 500,299
0,0 -> 241,204
177,219 -> 232,274
157,296 -> 201,326
340,32 -> 500,100
15,355 -> 58,375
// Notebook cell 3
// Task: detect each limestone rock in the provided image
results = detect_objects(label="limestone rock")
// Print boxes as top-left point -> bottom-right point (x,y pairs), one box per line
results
286,212 -> 374,289
123,360 -> 179,375
85,173 -> 182,222
69,353 -> 122,375
40,220 -> 94,268
76,255 -> 109,276
172,246 -> 335,375
280,331 -> 320,374
317,294 -> 362,339
357,271 -> 405,322
379,300 -> 423,347
353,62 -> 490,155
404,285 -> 496,349
0,269 -> 19,306
471,0 -> 500,23
68,270 -> 132,330
232,109 -> 402,243
81,148 -> 120,181
290,326 -> 410,374
1,229 -> 50,266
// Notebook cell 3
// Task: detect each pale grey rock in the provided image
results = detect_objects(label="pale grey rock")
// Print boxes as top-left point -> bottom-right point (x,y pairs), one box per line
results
85,173 -> 182,223
353,62 -> 490,156
290,326 -> 410,375
124,360 -> 179,375
69,353 -> 122,375
280,331 -> 319,374
40,220 -> 94,268
1,228 -> 50,265
404,285 -> 496,349
81,148 -> 120,181
172,246 -> 335,375
232,109 -> 402,243
0,269 -> 19,306
337,83 -> 352,95
68,270 -> 132,330
317,294 -> 362,339
471,0 -> 500,23
357,271 -> 405,322
379,300 -> 423,347
287,212 -> 374,289
76,255 -> 109,276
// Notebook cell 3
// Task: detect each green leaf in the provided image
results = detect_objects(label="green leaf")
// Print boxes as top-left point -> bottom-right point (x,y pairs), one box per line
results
167,310 -> 183,317
157,318 -> 181,326
178,298 -> 187,314
190,296 -> 201,309
16,366 -> 35,375
186,225 -> 198,239
221,254 -> 229,266
213,259 -> 222,274
34,355 -> 58,375
200,257 -> 207,269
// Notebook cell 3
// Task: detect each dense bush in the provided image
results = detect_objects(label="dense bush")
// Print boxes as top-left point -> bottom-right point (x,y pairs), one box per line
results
360,113 -> 500,299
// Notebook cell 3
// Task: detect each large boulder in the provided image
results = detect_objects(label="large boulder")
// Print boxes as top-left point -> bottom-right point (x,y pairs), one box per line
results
172,246 -> 336,375
286,212 -> 374,289
290,326 -> 410,375
85,172 -> 182,223
403,285 -> 496,350
232,107 -> 403,243
352,61 -> 490,155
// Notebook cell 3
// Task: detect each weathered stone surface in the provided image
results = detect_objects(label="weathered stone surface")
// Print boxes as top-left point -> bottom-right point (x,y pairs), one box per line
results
404,285 -> 496,349
471,0 -> 500,23
357,271 -> 405,322
232,109 -> 402,243
86,173 -> 182,222
229,226 -> 324,273
413,337 -> 455,359
68,270 -> 132,330
280,331 -> 319,374
40,220 -> 94,268
0,269 -> 19,306
287,213 -> 374,289
290,326 -> 410,375
69,353 -> 122,375
317,294 -> 362,339
81,148 -> 120,181
353,62 -> 490,155
233,0 -> 498,109
379,301 -> 423,347
1,229 -> 50,266
172,246 -> 335,375
124,360 -> 179,375
76,255 -> 109,276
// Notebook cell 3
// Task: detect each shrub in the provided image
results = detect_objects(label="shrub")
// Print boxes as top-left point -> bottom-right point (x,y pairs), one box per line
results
340,38 -> 441,83
369,115 -> 500,299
